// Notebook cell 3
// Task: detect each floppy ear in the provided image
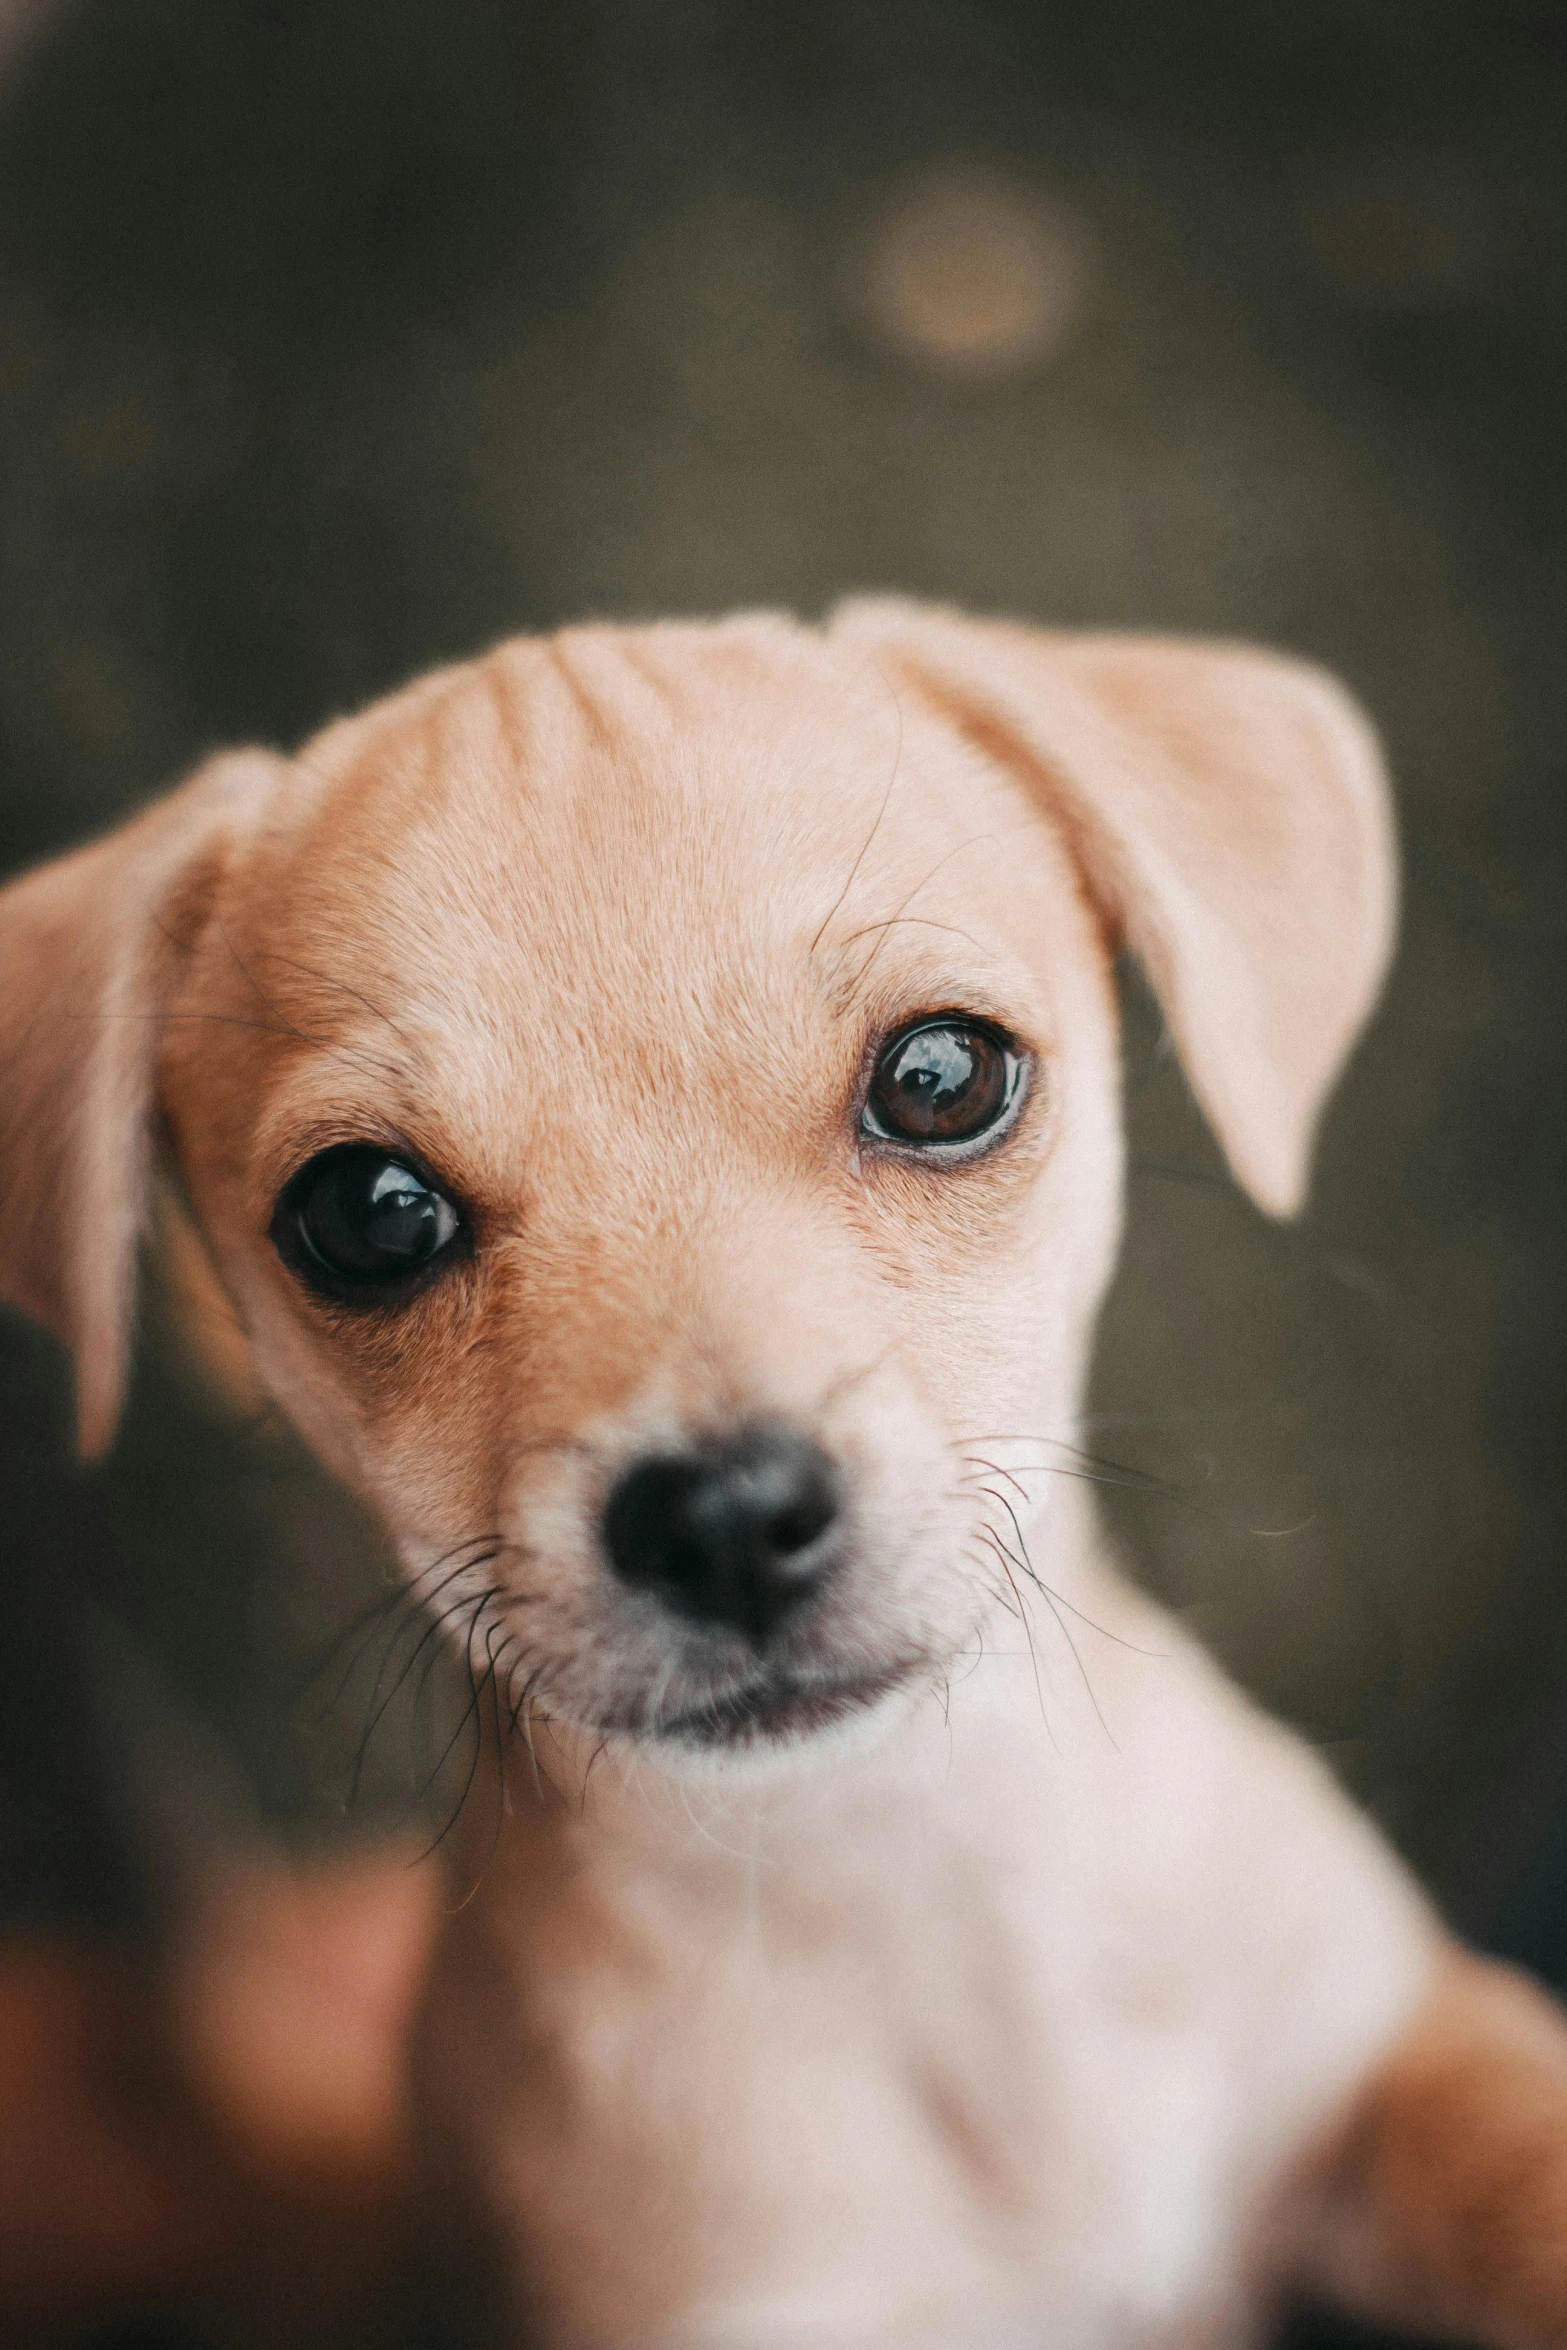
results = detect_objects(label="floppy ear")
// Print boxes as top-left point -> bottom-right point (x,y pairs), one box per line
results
831,599 -> 1397,1218
0,752 -> 283,1457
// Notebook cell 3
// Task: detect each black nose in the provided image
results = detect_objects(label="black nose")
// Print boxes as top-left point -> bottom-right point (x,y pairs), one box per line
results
602,1424 -> 843,1643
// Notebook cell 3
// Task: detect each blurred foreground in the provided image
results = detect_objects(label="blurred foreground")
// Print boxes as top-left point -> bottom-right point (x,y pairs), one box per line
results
0,1849 -> 435,2349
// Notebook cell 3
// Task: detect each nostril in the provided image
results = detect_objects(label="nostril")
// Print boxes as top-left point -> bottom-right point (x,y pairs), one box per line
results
604,1458 -> 709,1594
769,1502 -> 826,1554
602,1423 -> 843,1642
761,1478 -> 837,1558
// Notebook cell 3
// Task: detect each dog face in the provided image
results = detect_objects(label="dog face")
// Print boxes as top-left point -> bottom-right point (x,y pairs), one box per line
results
158,621 -> 1126,1747
0,603 -> 1395,1753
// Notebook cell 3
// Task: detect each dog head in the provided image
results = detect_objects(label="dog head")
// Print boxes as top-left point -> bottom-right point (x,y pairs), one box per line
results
0,603 -> 1393,1751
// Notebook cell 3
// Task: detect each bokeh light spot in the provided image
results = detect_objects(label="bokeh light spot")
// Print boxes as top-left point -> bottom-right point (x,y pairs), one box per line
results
850,167 -> 1086,380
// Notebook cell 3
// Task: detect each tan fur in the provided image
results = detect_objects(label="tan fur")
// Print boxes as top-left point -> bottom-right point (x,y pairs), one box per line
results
1313,1954 -> 1567,2350
833,602 -> 1396,1216
0,601 -> 1562,2348
0,747 -> 282,1453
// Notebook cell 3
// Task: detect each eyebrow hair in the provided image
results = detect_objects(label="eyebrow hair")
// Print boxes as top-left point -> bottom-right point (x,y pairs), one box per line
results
816,916 -> 1008,1031
242,949 -> 414,1051
824,830 -> 1004,997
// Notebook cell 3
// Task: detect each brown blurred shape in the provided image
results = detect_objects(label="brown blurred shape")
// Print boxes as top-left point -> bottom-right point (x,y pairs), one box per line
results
0,1848 -> 438,2348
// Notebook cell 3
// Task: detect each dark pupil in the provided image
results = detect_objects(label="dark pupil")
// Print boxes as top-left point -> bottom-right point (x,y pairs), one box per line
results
871,1025 -> 1006,1142
297,1152 -> 445,1280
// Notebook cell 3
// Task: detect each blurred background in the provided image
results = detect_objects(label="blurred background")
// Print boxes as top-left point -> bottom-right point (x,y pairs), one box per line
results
0,0 -> 1564,2339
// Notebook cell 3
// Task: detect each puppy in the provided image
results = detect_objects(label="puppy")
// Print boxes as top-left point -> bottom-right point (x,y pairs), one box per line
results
4,601 -> 1567,2350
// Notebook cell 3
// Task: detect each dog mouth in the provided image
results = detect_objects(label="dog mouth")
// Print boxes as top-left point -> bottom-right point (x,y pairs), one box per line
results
637,1658 -> 919,1749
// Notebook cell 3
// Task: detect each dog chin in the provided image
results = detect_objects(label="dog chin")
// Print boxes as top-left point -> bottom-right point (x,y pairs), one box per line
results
602,1656 -> 926,1768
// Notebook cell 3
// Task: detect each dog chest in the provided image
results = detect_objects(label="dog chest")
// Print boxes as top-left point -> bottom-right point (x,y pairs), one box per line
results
415,1614 -> 1433,2348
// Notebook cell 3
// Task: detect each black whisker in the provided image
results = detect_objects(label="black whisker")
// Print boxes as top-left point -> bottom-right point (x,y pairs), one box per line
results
809,686 -> 903,954
966,1469 -> 1165,1662
976,1531 -> 1057,1753
975,1496 -> 1117,1749
212,909 -> 406,1085
301,1534 -> 502,1729
415,1591 -> 506,1863
837,915 -> 984,953
961,1431 -> 1187,1497
580,1735 -> 612,1810
246,949 -> 413,1046
347,1550 -> 502,1805
850,832 -> 1000,990
455,1616 -> 520,1906
959,1451 -> 1031,1503
1035,1583 -> 1118,1750
300,1552 -> 465,1724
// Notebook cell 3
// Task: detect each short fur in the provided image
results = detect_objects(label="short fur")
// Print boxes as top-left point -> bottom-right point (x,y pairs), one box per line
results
2,602 -> 1564,2348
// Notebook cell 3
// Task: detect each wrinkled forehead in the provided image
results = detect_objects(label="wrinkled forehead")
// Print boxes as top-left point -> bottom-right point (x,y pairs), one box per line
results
274,623 -> 1040,1006
207,621 -> 1074,1185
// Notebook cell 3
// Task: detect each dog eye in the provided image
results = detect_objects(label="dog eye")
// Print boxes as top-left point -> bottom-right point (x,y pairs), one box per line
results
861,1020 -> 1020,1148
273,1147 -> 463,1295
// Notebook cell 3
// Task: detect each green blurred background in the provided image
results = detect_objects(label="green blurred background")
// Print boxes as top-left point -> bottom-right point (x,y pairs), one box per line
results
0,0 -> 1565,1981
